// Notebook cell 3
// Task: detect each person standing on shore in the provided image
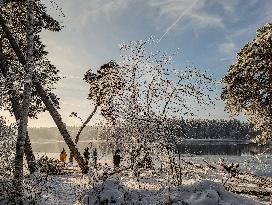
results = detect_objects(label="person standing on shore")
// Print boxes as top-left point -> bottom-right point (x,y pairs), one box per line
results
60,148 -> 67,163
83,147 -> 91,164
92,147 -> 98,167
113,149 -> 121,168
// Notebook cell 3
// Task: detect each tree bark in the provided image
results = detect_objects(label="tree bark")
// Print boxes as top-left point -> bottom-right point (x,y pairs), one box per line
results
13,0 -> 34,196
0,36 -> 37,174
34,82 -> 88,173
0,9 -> 88,173
69,104 -> 98,162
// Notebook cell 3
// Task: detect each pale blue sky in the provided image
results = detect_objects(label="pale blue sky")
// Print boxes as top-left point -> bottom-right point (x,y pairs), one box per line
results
10,0 -> 272,127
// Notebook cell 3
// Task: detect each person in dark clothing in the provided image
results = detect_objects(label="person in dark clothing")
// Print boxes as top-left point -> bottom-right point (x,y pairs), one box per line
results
113,149 -> 121,168
92,147 -> 98,167
83,147 -> 90,164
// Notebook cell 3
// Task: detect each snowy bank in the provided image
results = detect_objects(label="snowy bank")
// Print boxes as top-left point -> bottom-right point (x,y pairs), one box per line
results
82,171 -> 264,205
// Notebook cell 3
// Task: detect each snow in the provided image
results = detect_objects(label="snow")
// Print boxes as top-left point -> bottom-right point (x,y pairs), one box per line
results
16,153 -> 271,205
26,163 -> 270,205
27,172 -> 90,205
81,170 -> 264,205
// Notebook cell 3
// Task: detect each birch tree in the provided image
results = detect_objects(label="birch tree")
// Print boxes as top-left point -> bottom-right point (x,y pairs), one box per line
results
0,35 -> 37,174
0,0 -> 62,173
0,1 -> 88,173
13,0 -> 34,198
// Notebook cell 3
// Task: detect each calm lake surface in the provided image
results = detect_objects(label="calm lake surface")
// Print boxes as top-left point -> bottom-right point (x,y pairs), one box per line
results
32,139 -> 272,177
31,139 -> 272,156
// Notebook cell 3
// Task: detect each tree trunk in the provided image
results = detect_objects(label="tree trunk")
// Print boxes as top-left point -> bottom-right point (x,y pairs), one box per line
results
13,0 -> 34,197
69,104 -> 98,162
23,132 -> 36,173
0,8 -> 88,174
35,82 -> 88,173
0,36 -> 37,174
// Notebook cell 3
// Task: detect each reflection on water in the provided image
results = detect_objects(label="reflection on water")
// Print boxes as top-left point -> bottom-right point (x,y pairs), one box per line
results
32,139 -> 272,156
32,140 -> 113,156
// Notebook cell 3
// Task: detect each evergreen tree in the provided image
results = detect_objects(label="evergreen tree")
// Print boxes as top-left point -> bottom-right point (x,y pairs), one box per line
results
221,23 -> 272,140
69,61 -> 124,162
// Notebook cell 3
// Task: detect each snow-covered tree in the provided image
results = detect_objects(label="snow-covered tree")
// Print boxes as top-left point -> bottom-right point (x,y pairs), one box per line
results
13,0 -> 34,198
0,0 -> 61,117
84,61 -> 124,123
103,38 -> 214,168
0,1 -> 88,173
69,61 -> 124,162
221,23 -> 272,140
0,0 -> 62,173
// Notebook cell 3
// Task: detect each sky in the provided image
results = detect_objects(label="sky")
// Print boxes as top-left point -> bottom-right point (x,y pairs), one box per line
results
2,0 -> 272,127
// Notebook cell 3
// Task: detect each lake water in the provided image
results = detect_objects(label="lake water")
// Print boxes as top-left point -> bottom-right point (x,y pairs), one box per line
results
31,139 -> 272,156
179,140 -> 272,155
31,140 -> 111,155
32,139 -> 272,177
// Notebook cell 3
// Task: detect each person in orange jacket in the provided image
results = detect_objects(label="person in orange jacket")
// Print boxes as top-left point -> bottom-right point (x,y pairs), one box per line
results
60,148 -> 67,162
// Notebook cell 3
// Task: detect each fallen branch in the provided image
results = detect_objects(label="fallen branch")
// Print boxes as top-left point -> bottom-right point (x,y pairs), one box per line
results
227,186 -> 272,197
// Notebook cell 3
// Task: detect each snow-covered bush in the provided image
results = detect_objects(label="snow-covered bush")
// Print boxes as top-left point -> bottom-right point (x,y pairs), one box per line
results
0,117 -> 46,204
82,170 -> 262,205
36,155 -> 65,175
99,38 -> 214,173
0,117 -> 17,203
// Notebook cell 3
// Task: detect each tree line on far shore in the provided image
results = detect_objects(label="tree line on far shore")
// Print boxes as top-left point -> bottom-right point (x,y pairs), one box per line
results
28,119 -> 258,142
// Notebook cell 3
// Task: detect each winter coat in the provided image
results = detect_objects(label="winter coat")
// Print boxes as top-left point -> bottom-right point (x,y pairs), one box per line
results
60,151 -> 67,162
83,148 -> 90,161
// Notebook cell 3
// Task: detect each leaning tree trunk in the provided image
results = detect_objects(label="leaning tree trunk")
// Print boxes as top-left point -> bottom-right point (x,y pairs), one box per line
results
34,82 -> 88,173
0,36 -> 37,174
69,104 -> 98,162
0,9 -> 88,173
13,0 -> 34,198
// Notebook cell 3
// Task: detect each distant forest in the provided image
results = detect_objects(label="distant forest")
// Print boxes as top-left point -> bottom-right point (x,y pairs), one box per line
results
29,119 -> 258,142
28,126 -> 104,142
175,119 -> 259,140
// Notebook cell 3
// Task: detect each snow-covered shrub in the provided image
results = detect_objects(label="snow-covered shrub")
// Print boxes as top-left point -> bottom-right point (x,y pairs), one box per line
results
36,155 -> 65,175
98,38 -> 214,175
82,170 -> 262,205
0,117 -> 17,203
83,174 -> 125,205
0,117 -> 46,204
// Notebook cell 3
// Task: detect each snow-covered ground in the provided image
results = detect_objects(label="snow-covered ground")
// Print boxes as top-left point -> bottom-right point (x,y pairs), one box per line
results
28,153 -> 272,205
30,167 -> 270,205
36,152 -> 272,177
182,154 -> 272,177
83,173 -> 264,205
